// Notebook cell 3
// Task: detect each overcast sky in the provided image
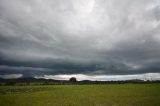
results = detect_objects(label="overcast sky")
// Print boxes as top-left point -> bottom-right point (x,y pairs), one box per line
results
0,0 -> 160,80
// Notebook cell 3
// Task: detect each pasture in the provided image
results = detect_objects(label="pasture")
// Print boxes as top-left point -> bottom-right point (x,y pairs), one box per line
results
0,84 -> 160,106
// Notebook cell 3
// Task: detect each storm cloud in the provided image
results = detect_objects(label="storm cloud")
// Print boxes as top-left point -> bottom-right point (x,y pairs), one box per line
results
0,0 -> 160,79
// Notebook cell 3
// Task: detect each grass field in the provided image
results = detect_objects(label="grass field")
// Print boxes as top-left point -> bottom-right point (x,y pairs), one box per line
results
0,84 -> 160,106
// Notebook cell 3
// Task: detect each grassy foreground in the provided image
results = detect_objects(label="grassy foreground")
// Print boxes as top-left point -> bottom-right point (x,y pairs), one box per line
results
0,84 -> 160,106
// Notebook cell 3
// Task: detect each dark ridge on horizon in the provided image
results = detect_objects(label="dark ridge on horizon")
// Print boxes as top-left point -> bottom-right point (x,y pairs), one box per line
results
0,77 -> 160,86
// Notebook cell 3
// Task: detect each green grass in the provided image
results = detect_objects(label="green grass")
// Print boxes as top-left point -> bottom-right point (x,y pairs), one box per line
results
0,84 -> 160,106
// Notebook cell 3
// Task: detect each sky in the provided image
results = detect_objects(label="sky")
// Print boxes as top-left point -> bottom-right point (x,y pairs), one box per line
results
0,0 -> 160,80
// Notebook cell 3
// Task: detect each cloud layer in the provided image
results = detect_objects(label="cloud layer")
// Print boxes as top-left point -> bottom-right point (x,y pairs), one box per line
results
0,0 -> 160,78
35,73 -> 160,81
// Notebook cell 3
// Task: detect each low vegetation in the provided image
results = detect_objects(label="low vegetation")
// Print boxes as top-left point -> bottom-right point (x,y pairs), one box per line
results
0,84 -> 160,106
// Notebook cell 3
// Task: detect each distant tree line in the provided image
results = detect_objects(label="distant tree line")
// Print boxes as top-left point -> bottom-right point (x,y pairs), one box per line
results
0,77 -> 160,86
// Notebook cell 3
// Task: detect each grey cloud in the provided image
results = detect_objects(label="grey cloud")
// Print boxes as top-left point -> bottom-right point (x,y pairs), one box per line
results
0,74 -> 23,79
0,0 -> 160,78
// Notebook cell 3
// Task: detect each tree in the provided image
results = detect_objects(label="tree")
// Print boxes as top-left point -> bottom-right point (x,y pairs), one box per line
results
69,77 -> 77,82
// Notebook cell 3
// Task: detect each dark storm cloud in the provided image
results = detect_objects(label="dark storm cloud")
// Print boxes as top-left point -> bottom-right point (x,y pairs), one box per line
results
0,0 -> 160,77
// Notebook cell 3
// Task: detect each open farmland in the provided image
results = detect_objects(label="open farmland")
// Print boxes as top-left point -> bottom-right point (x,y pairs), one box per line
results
0,84 -> 160,106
